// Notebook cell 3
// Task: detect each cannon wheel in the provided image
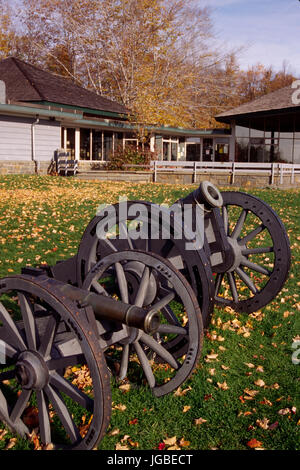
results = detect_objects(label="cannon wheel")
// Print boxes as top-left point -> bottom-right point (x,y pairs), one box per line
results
214,191 -> 291,313
0,275 -> 111,450
83,250 -> 203,398
76,201 -> 214,329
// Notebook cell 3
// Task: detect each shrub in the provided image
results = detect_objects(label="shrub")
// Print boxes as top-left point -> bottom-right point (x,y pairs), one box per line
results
106,144 -> 156,170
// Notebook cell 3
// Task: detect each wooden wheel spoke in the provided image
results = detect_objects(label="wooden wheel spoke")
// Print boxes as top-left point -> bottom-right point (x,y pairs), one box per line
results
46,354 -> 85,371
157,324 -> 187,336
45,384 -> 81,444
119,344 -> 129,381
214,273 -> 224,296
10,389 -> 31,422
242,246 -> 273,255
38,315 -> 58,359
115,262 -> 129,303
150,292 -> 175,314
36,390 -> 51,445
134,341 -> 155,389
240,257 -> 271,276
18,293 -> 37,350
0,302 -> 26,352
49,371 -> 94,412
119,222 -> 135,250
140,333 -> 179,370
239,224 -> 265,245
235,267 -> 258,294
134,266 -> 150,307
227,272 -> 239,303
231,209 -> 248,240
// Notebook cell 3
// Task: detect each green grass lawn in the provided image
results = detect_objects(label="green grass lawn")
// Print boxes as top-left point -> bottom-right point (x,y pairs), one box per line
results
0,175 -> 299,451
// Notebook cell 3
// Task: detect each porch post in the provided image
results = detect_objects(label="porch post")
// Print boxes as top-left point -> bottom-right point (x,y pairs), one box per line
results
229,119 -> 236,162
75,128 -> 80,160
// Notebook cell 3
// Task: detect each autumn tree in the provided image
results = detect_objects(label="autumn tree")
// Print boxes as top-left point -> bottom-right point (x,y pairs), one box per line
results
237,62 -> 295,104
12,0 -> 241,128
1,0 -> 295,129
0,0 -> 17,59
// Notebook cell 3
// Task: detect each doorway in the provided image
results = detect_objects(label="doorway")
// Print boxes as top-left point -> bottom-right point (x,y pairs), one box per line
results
202,138 -> 214,161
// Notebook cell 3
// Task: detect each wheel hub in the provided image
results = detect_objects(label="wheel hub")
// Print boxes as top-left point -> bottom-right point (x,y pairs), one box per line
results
226,237 -> 246,272
15,350 -> 49,390
123,261 -> 158,306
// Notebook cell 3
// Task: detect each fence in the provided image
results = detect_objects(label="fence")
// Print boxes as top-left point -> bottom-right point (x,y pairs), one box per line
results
149,161 -> 300,185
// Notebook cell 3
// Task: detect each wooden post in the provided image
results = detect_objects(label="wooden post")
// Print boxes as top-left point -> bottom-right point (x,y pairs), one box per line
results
232,161 -> 235,184
153,161 -> 157,183
271,163 -> 275,185
193,161 -> 197,184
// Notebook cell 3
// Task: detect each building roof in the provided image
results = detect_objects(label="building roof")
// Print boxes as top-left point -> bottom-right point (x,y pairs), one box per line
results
0,57 -> 128,116
216,84 -> 300,123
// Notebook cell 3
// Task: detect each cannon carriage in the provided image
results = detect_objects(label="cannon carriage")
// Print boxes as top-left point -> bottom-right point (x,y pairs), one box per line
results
0,181 -> 291,449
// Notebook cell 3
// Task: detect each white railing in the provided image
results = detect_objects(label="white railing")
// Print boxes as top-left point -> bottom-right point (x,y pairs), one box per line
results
150,161 -> 300,184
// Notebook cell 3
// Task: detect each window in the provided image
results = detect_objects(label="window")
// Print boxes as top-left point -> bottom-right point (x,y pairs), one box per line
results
92,130 -> 102,160
80,129 -> 91,160
162,136 -> 178,161
103,131 -> 113,161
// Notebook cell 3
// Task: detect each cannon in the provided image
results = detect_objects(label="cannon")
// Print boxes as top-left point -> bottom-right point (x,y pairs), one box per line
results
76,182 -> 291,326
0,181 -> 291,450
0,251 -> 202,449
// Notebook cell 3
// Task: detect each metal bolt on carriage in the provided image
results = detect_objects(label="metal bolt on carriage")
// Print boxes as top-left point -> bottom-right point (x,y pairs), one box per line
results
0,181 -> 291,449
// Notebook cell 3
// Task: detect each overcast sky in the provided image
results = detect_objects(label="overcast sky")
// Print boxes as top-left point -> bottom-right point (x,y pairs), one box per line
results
199,0 -> 300,75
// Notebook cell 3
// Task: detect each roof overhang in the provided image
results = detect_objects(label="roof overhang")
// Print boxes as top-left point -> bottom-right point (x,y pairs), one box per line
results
0,102 -> 83,120
216,107 -> 300,132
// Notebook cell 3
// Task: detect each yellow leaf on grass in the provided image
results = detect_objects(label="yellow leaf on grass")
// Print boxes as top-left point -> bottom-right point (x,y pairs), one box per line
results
217,381 -> 229,390
183,405 -> 191,413
163,436 -> 177,446
115,443 -> 130,451
194,417 -> 207,425
254,379 -> 265,388
179,438 -> 190,447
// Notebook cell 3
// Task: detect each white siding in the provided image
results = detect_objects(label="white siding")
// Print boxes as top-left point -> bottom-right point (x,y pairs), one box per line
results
35,120 -> 61,161
0,115 -> 61,162
0,115 -> 32,160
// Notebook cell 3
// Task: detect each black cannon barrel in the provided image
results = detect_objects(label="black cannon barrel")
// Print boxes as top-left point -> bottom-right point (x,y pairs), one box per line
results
59,284 -> 160,334
177,181 -> 223,209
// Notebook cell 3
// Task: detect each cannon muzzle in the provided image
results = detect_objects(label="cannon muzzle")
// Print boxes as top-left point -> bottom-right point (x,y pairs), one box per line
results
59,284 -> 160,334
178,181 -> 223,209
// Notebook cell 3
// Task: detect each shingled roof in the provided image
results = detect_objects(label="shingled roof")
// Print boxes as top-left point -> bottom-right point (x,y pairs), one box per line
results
0,57 -> 128,116
216,84 -> 300,123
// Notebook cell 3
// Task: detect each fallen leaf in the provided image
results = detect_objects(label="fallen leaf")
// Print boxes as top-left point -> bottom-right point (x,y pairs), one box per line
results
113,403 -> 127,412
183,405 -> 191,413
254,379 -> 265,388
194,417 -> 207,425
129,418 -> 138,425
163,436 -> 177,446
256,418 -> 269,430
115,443 -> 130,450
158,442 -> 166,450
217,381 -> 229,390
174,386 -> 192,396
247,438 -> 263,449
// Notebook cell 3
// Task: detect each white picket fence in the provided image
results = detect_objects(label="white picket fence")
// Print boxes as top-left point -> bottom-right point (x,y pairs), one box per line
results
149,161 -> 300,184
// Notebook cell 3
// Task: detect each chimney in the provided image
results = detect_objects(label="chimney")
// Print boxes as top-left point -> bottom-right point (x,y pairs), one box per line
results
0,81 -> 6,104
